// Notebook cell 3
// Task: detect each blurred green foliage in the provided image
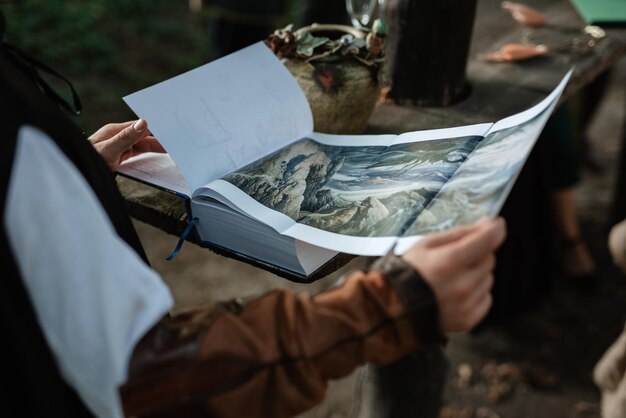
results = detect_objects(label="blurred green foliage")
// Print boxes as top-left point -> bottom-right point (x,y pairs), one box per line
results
1,0 -> 310,132
2,0 -> 210,132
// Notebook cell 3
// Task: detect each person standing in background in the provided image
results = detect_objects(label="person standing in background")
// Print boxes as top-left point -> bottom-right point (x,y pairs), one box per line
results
542,103 -> 597,285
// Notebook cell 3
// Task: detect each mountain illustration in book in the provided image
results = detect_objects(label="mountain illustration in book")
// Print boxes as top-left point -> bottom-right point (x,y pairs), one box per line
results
405,107 -> 549,236
224,103 -> 547,239
223,135 -> 481,237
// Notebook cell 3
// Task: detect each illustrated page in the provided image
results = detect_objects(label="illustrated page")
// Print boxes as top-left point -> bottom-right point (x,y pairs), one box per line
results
198,125 -> 488,255
198,70 -> 571,256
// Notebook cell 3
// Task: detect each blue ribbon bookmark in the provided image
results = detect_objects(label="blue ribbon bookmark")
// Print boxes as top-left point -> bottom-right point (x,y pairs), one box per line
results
167,217 -> 198,261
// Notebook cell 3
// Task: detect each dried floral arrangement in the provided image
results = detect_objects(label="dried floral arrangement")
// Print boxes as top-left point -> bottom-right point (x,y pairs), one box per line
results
265,20 -> 387,69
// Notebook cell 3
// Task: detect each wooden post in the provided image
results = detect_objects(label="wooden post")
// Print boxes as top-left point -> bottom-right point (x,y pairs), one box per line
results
386,0 -> 477,106
358,345 -> 449,418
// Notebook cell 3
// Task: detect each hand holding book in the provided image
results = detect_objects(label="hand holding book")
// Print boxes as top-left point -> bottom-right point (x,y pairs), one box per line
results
89,119 -> 165,171
402,217 -> 507,332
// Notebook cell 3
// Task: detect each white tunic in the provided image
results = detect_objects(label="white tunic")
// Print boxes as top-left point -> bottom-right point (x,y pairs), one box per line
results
4,125 -> 173,418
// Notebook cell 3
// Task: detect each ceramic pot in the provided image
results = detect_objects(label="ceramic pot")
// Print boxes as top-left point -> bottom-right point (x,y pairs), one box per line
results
283,24 -> 382,135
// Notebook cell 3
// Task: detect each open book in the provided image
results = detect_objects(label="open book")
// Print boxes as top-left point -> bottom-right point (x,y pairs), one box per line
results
120,42 -> 572,280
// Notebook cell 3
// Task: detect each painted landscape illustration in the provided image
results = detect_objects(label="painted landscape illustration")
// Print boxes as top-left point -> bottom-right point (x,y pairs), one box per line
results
223,136 -> 481,237
222,101 -> 550,239
405,107 -> 550,236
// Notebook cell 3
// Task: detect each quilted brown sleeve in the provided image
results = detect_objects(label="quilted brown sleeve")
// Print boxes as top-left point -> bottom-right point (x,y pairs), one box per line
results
121,257 -> 440,418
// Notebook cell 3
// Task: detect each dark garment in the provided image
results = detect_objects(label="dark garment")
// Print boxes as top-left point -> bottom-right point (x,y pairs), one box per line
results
0,18 -> 148,416
542,102 -> 582,190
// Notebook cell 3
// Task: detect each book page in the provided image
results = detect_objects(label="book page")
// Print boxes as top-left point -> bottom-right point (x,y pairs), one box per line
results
193,70 -> 572,256
196,126 -> 488,255
117,153 -> 191,197
398,69 -> 572,244
123,42 -> 313,192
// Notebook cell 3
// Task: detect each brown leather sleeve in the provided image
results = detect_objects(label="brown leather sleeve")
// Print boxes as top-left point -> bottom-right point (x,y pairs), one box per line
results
121,257 -> 440,418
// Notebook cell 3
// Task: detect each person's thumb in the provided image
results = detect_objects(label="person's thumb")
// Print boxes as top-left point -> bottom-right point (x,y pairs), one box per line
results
447,217 -> 506,267
422,217 -> 490,248
106,119 -> 148,155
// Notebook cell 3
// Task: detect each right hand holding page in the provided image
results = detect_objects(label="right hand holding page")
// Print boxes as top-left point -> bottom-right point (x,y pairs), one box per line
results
402,217 -> 507,333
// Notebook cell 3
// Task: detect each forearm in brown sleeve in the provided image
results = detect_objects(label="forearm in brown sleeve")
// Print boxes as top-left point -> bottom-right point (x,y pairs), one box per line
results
121,256 -> 441,418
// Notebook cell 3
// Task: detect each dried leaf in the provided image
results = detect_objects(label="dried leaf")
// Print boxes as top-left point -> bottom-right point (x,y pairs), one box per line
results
522,365 -> 559,389
573,401 -> 599,416
495,362 -> 523,381
486,382 -> 513,403
456,363 -> 473,389
480,43 -> 548,62
476,407 -> 501,418
480,361 -> 523,384
501,1 -> 547,26
296,31 -> 330,57
439,406 -> 474,418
